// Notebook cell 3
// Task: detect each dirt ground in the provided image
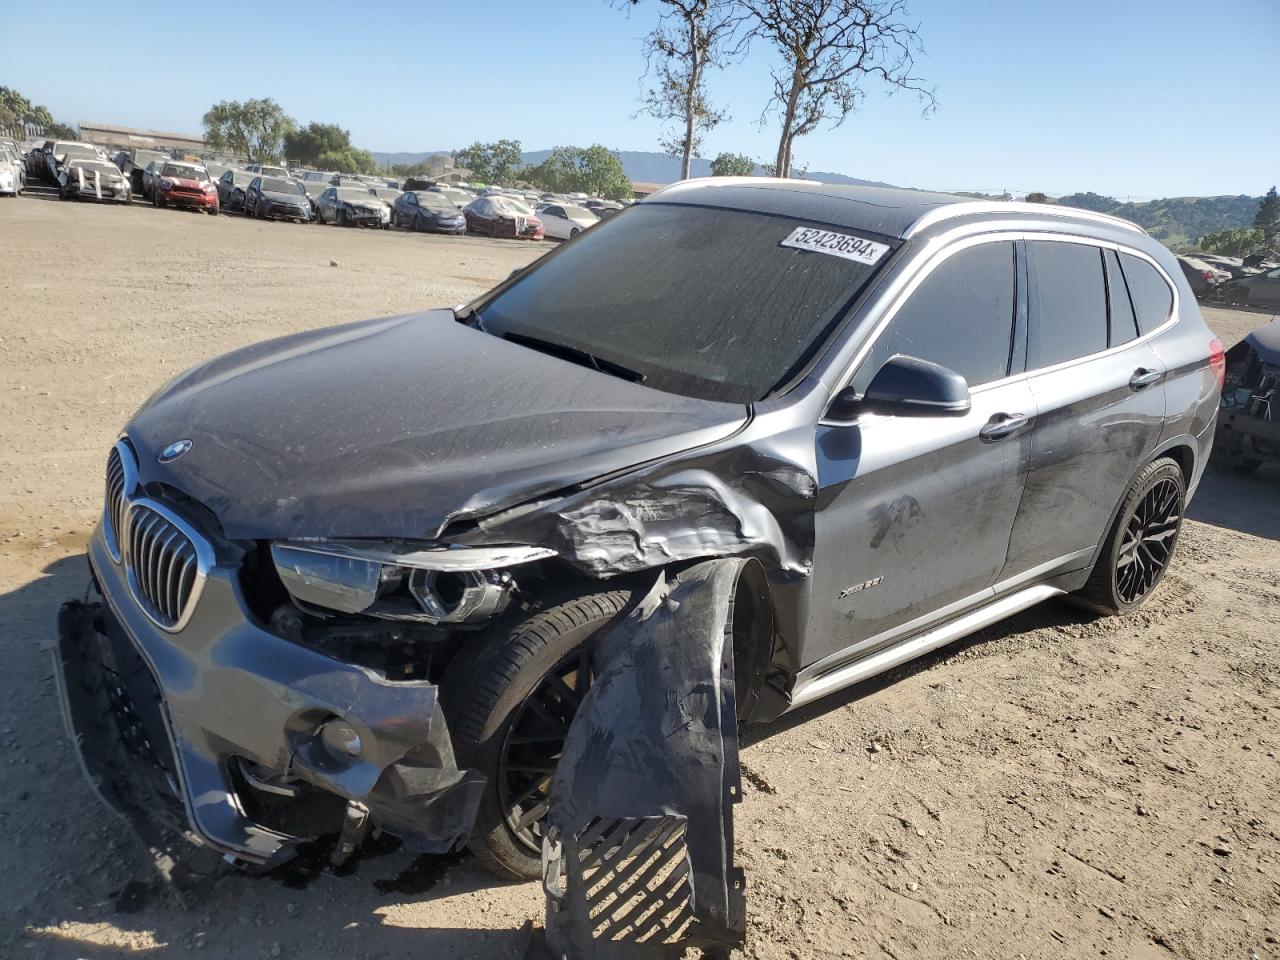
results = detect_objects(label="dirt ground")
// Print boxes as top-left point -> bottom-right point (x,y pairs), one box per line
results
1,194 -> 1277,960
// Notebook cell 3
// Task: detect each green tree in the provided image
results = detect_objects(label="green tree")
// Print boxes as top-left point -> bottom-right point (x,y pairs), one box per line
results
1255,186 -> 1280,248
1054,191 -> 1119,213
0,86 -> 72,136
453,139 -> 524,184
1025,191 -> 1050,204
45,121 -> 77,139
709,151 -> 755,176
525,145 -> 633,199
202,98 -> 295,162
1197,227 -> 1265,258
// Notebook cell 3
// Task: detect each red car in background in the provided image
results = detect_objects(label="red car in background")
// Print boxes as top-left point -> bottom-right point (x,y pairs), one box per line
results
463,195 -> 543,239
152,161 -> 219,215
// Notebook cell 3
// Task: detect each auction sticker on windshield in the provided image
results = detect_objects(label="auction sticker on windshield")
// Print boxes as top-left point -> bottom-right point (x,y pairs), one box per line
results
780,227 -> 890,265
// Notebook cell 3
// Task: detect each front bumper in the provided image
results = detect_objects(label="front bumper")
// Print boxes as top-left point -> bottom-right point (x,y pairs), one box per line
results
162,190 -> 218,209
54,525 -> 484,867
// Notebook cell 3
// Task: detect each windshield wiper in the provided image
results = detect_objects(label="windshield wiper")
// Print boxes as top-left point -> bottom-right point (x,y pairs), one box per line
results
502,332 -> 646,383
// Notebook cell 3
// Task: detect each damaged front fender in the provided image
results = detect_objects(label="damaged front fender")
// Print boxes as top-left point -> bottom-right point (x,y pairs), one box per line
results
541,557 -> 753,957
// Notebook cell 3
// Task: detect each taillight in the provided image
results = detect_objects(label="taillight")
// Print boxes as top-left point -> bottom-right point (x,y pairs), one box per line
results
1209,338 -> 1225,389
1201,269 -> 1214,281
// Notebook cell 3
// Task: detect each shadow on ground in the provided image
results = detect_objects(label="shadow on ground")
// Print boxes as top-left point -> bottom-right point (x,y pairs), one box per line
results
1187,461 -> 1280,541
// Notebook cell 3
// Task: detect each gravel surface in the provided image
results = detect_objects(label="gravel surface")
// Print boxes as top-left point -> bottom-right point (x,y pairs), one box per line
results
1,195 -> 1277,959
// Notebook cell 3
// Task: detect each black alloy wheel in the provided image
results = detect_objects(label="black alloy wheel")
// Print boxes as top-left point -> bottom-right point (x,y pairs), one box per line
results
496,646 -> 593,856
1073,457 -> 1185,616
1115,475 -> 1182,604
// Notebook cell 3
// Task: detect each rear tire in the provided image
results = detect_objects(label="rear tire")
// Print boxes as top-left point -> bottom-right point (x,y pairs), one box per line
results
440,590 -> 632,880
1072,458 -> 1185,616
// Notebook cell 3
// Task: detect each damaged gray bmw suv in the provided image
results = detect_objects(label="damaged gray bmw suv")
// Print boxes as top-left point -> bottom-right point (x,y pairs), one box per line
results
57,180 -> 1221,886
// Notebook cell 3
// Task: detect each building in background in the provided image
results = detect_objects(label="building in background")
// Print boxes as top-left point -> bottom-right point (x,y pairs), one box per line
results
77,122 -> 206,155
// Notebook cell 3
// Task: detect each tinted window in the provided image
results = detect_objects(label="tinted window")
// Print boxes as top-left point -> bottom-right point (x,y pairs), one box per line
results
853,241 -> 1016,392
1104,249 -> 1139,346
1028,241 -> 1107,368
1118,253 -> 1173,334
480,204 -> 895,403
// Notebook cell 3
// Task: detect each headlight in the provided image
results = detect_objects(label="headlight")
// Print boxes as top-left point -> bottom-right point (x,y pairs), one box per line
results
270,541 -> 555,624
202,182 -> 215,193
159,178 -> 172,190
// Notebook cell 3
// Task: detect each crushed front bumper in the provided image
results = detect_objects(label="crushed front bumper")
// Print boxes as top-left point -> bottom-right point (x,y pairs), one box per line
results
54,529 -> 484,868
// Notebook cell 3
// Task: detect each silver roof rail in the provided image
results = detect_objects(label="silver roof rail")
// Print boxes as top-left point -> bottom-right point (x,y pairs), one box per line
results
905,201 -> 1146,238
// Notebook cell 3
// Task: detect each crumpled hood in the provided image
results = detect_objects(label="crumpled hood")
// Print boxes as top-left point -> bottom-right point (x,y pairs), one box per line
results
125,310 -> 748,541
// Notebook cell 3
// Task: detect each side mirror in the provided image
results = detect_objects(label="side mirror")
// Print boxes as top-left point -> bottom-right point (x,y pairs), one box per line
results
828,355 -> 972,421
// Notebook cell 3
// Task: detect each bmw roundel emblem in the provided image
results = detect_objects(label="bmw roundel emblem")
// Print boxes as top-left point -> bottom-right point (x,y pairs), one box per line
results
158,439 -> 193,463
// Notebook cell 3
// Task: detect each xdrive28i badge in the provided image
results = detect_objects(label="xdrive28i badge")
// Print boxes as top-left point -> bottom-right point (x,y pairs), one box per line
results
158,439 -> 193,463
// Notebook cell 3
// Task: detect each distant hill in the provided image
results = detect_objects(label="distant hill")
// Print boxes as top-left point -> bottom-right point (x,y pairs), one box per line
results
1054,192 -> 1261,247
370,148 -> 1261,248
371,147 -> 894,189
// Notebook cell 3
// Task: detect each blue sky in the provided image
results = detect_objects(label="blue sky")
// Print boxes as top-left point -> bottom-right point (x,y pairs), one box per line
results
3,0 -> 1276,198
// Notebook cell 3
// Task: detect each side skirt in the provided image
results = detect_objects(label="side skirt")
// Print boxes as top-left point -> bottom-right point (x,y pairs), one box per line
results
788,583 -> 1064,711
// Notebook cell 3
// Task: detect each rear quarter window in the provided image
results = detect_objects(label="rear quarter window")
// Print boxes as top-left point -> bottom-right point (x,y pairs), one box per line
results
1118,253 -> 1174,334
1028,241 -> 1108,368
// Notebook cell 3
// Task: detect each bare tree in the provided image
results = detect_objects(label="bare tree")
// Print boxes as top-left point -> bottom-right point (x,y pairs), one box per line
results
631,0 -> 747,180
742,0 -> 936,178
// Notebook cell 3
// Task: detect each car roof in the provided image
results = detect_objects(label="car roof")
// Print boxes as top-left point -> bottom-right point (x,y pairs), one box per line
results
646,178 -> 1146,241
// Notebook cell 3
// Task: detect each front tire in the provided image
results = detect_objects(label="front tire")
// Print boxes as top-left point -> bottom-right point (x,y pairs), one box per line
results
441,590 -> 632,880
1073,458 -> 1185,616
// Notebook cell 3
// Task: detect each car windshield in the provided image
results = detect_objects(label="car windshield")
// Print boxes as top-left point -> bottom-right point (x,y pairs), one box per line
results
303,182 -> 327,195
135,151 -> 167,165
59,144 -> 98,159
162,163 -> 208,180
261,178 -> 303,194
259,167 -> 287,176
415,193 -> 459,212
562,205 -> 595,219
336,188 -> 372,202
479,203 -> 896,403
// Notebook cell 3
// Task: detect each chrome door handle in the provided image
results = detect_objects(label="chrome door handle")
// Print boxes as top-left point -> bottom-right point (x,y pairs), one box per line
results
979,413 -> 1029,441
1129,368 -> 1162,390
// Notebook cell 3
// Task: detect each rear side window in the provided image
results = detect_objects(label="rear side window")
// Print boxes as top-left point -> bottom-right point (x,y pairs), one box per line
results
1028,241 -> 1107,368
1104,249 -> 1140,346
853,241 -> 1016,392
1118,253 -> 1174,334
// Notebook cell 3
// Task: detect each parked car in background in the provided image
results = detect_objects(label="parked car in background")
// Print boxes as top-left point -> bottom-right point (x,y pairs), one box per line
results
537,203 -> 598,240
463,195 -> 544,239
1216,318 -> 1280,474
428,185 -> 472,209
1193,254 -> 1250,280
58,158 -> 131,203
216,168 -> 254,211
244,176 -> 310,222
303,170 -> 337,182
202,161 -> 235,183
1219,266 -> 1280,308
152,161 -> 219,214
367,186 -> 403,227
401,176 -> 436,191
391,191 -> 467,233
314,185 -> 388,227
245,163 -> 289,178
0,144 -> 24,196
116,148 -> 170,195
1177,256 -> 1226,300
42,141 -> 103,184
301,180 -> 330,219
